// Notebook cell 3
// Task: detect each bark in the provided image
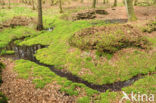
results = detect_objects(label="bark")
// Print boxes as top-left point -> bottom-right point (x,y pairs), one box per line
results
134,0 -> 138,6
8,0 -> 11,9
103,0 -> 106,4
125,0 -> 137,21
59,0 -> 63,13
113,0 -> 117,6
32,0 -> 35,10
37,0 -> 43,30
92,0 -> 96,8
154,0 -> 156,4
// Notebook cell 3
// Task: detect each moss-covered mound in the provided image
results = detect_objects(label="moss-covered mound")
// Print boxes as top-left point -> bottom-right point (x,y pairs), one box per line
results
70,24 -> 151,53
1,16 -> 35,29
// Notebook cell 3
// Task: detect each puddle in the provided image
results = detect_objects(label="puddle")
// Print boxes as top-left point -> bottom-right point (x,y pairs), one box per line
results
1,39 -> 155,92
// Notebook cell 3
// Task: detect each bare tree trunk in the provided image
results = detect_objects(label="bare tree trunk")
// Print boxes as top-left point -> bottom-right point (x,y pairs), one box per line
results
154,0 -> 156,4
32,0 -> 35,10
125,0 -> 137,21
134,0 -> 138,6
59,0 -> 63,13
92,0 -> 96,8
51,0 -> 54,6
103,0 -> 106,4
37,0 -> 43,30
8,0 -> 11,9
113,0 -> 117,6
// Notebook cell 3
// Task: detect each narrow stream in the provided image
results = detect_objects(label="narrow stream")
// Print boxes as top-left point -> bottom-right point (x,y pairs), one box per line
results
1,39 -> 155,92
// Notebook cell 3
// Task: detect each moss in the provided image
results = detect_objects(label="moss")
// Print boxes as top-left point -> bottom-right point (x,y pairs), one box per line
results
77,96 -> 90,103
143,20 -> 156,33
95,91 -> 117,103
14,59 -> 98,97
0,62 -> 8,103
0,26 -> 39,49
70,25 -> 150,53
0,50 -> 15,56
122,74 -> 156,94
0,92 -> 8,103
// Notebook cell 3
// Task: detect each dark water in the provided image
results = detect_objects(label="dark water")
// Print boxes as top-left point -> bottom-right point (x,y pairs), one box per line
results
5,41 -> 47,62
104,19 -> 128,24
2,39 -> 153,92
91,19 -> 128,25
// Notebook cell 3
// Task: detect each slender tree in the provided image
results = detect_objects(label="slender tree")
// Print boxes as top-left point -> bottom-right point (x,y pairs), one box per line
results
154,0 -> 156,4
8,0 -> 11,9
103,0 -> 106,4
134,0 -> 138,6
59,0 -> 63,13
92,0 -> 96,8
113,0 -> 117,6
32,0 -> 35,10
37,0 -> 43,30
125,0 -> 137,21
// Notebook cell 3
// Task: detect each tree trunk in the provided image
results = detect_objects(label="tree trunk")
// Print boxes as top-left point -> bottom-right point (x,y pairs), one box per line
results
154,0 -> 156,4
8,0 -> 11,9
37,0 -> 43,30
125,0 -> 137,21
59,0 -> 63,13
81,0 -> 83,3
134,0 -> 138,6
92,0 -> 96,8
103,0 -> 106,4
113,0 -> 117,6
32,0 -> 35,10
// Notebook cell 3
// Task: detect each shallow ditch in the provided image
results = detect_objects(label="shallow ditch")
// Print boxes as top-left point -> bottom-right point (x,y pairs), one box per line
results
1,39 -> 155,92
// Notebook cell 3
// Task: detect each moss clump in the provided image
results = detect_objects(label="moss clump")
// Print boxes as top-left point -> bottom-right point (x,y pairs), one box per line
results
0,92 -> 8,103
0,50 -> 15,56
143,20 -> 156,33
0,62 -> 8,103
70,24 -> 151,53
0,62 -> 5,84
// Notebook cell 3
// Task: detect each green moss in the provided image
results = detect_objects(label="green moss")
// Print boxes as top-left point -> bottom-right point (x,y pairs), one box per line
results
0,26 -> 39,49
0,92 -> 8,103
143,20 -> 156,33
0,62 -> 7,103
18,19 -> 155,85
0,50 -> 15,56
122,74 -> 156,94
95,91 -> 117,103
14,59 -> 98,96
70,25 -> 150,53
77,96 -> 90,103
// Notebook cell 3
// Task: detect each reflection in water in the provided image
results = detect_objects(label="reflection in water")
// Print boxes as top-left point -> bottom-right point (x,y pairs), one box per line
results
104,19 -> 128,24
5,41 -> 47,62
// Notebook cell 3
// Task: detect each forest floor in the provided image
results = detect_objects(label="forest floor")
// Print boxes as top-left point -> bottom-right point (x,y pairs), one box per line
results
0,4 -> 156,103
